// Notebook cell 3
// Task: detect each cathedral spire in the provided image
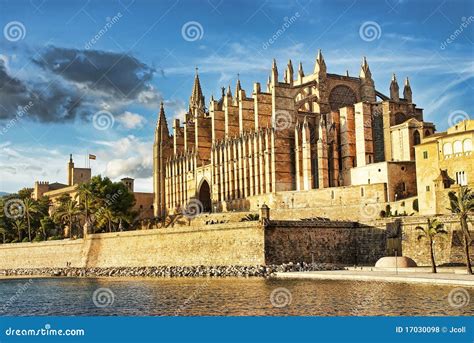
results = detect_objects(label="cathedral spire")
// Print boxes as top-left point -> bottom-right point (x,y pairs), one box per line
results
235,74 -> 242,97
314,49 -> 326,75
189,67 -> 205,113
403,77 -> 412,103
359,56 -> 372,79
390,73 -> 400,101
155,101 -> 170,140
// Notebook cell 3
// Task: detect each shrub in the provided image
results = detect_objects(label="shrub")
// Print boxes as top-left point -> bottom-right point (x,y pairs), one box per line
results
240,214 -> 260,222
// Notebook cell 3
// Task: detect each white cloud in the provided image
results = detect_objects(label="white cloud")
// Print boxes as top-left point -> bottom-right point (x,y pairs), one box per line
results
117,111 -> 147,129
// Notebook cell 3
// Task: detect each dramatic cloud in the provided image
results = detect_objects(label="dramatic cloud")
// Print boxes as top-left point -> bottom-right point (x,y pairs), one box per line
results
0,46 -> 162,123
32,46 -> 157,100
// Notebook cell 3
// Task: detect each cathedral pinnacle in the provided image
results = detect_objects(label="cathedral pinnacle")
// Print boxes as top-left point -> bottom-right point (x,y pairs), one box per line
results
189,67 -> 205,113
390,73 -> 400,101
359,56 -> 372,79
298,61 -> 304,79
314,49 -> 326,75
403,77 -> 412,103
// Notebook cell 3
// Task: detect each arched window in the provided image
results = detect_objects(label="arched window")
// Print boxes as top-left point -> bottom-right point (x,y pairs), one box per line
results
453,140 -> 462,154
424,129 -> 431,137
443,143 -> 452,155
413,130 -> 421,145
463,139 -> 472,152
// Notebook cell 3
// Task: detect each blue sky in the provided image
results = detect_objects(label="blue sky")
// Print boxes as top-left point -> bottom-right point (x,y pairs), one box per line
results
0,0 -> 473,193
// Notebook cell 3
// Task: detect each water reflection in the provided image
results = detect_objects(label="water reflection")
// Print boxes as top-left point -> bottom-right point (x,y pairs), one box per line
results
0,277 -> 472,316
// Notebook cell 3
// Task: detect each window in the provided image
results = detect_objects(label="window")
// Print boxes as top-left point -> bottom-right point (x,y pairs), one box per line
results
453,140 -> 462,154
455,171 -> 467,186
361,187 -> 365,197
426,185 -> 430,191
331,191 -> 335,199
413,130 -> 421,145
423,151 -> 428,159
464,139 -> 472,152
443,143 -> 452,156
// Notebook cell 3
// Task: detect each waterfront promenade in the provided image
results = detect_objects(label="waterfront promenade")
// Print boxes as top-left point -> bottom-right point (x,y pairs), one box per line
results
274,267 -> 474,287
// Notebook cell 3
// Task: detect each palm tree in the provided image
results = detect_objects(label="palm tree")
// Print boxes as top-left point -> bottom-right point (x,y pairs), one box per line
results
54,199 -> 81,238
448,186 -> 474,275
97,207 -> 118,232
415,218 -> 447,273
23,198 -> 39,242
76,183 -> 95,225
11,219 -> 26,241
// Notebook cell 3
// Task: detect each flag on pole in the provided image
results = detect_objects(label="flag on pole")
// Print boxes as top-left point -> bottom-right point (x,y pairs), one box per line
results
89,154 -> 96,160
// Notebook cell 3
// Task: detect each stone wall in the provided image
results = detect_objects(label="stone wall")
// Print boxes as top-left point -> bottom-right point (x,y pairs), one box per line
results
398,215 -> 474,266
0,222 -> 265,270
264,221 -> 386,265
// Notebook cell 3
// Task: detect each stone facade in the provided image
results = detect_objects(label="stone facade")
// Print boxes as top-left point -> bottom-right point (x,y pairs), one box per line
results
153,52 -> 434,217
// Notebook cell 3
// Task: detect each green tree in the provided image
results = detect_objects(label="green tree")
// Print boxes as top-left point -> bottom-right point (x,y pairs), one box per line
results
416,218 -> 447,273
17,188 -> 33,199
86,176 -> 136,232
0,227 -> 6,243
40,217 -> 55,240
448,186 -> 474,275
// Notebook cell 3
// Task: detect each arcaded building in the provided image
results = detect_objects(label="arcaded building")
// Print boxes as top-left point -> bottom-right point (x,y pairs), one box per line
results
153,51 -> 435,217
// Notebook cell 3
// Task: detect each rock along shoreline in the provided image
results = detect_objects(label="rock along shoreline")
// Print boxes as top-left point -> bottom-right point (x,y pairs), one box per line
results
0,262 -> 343,278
